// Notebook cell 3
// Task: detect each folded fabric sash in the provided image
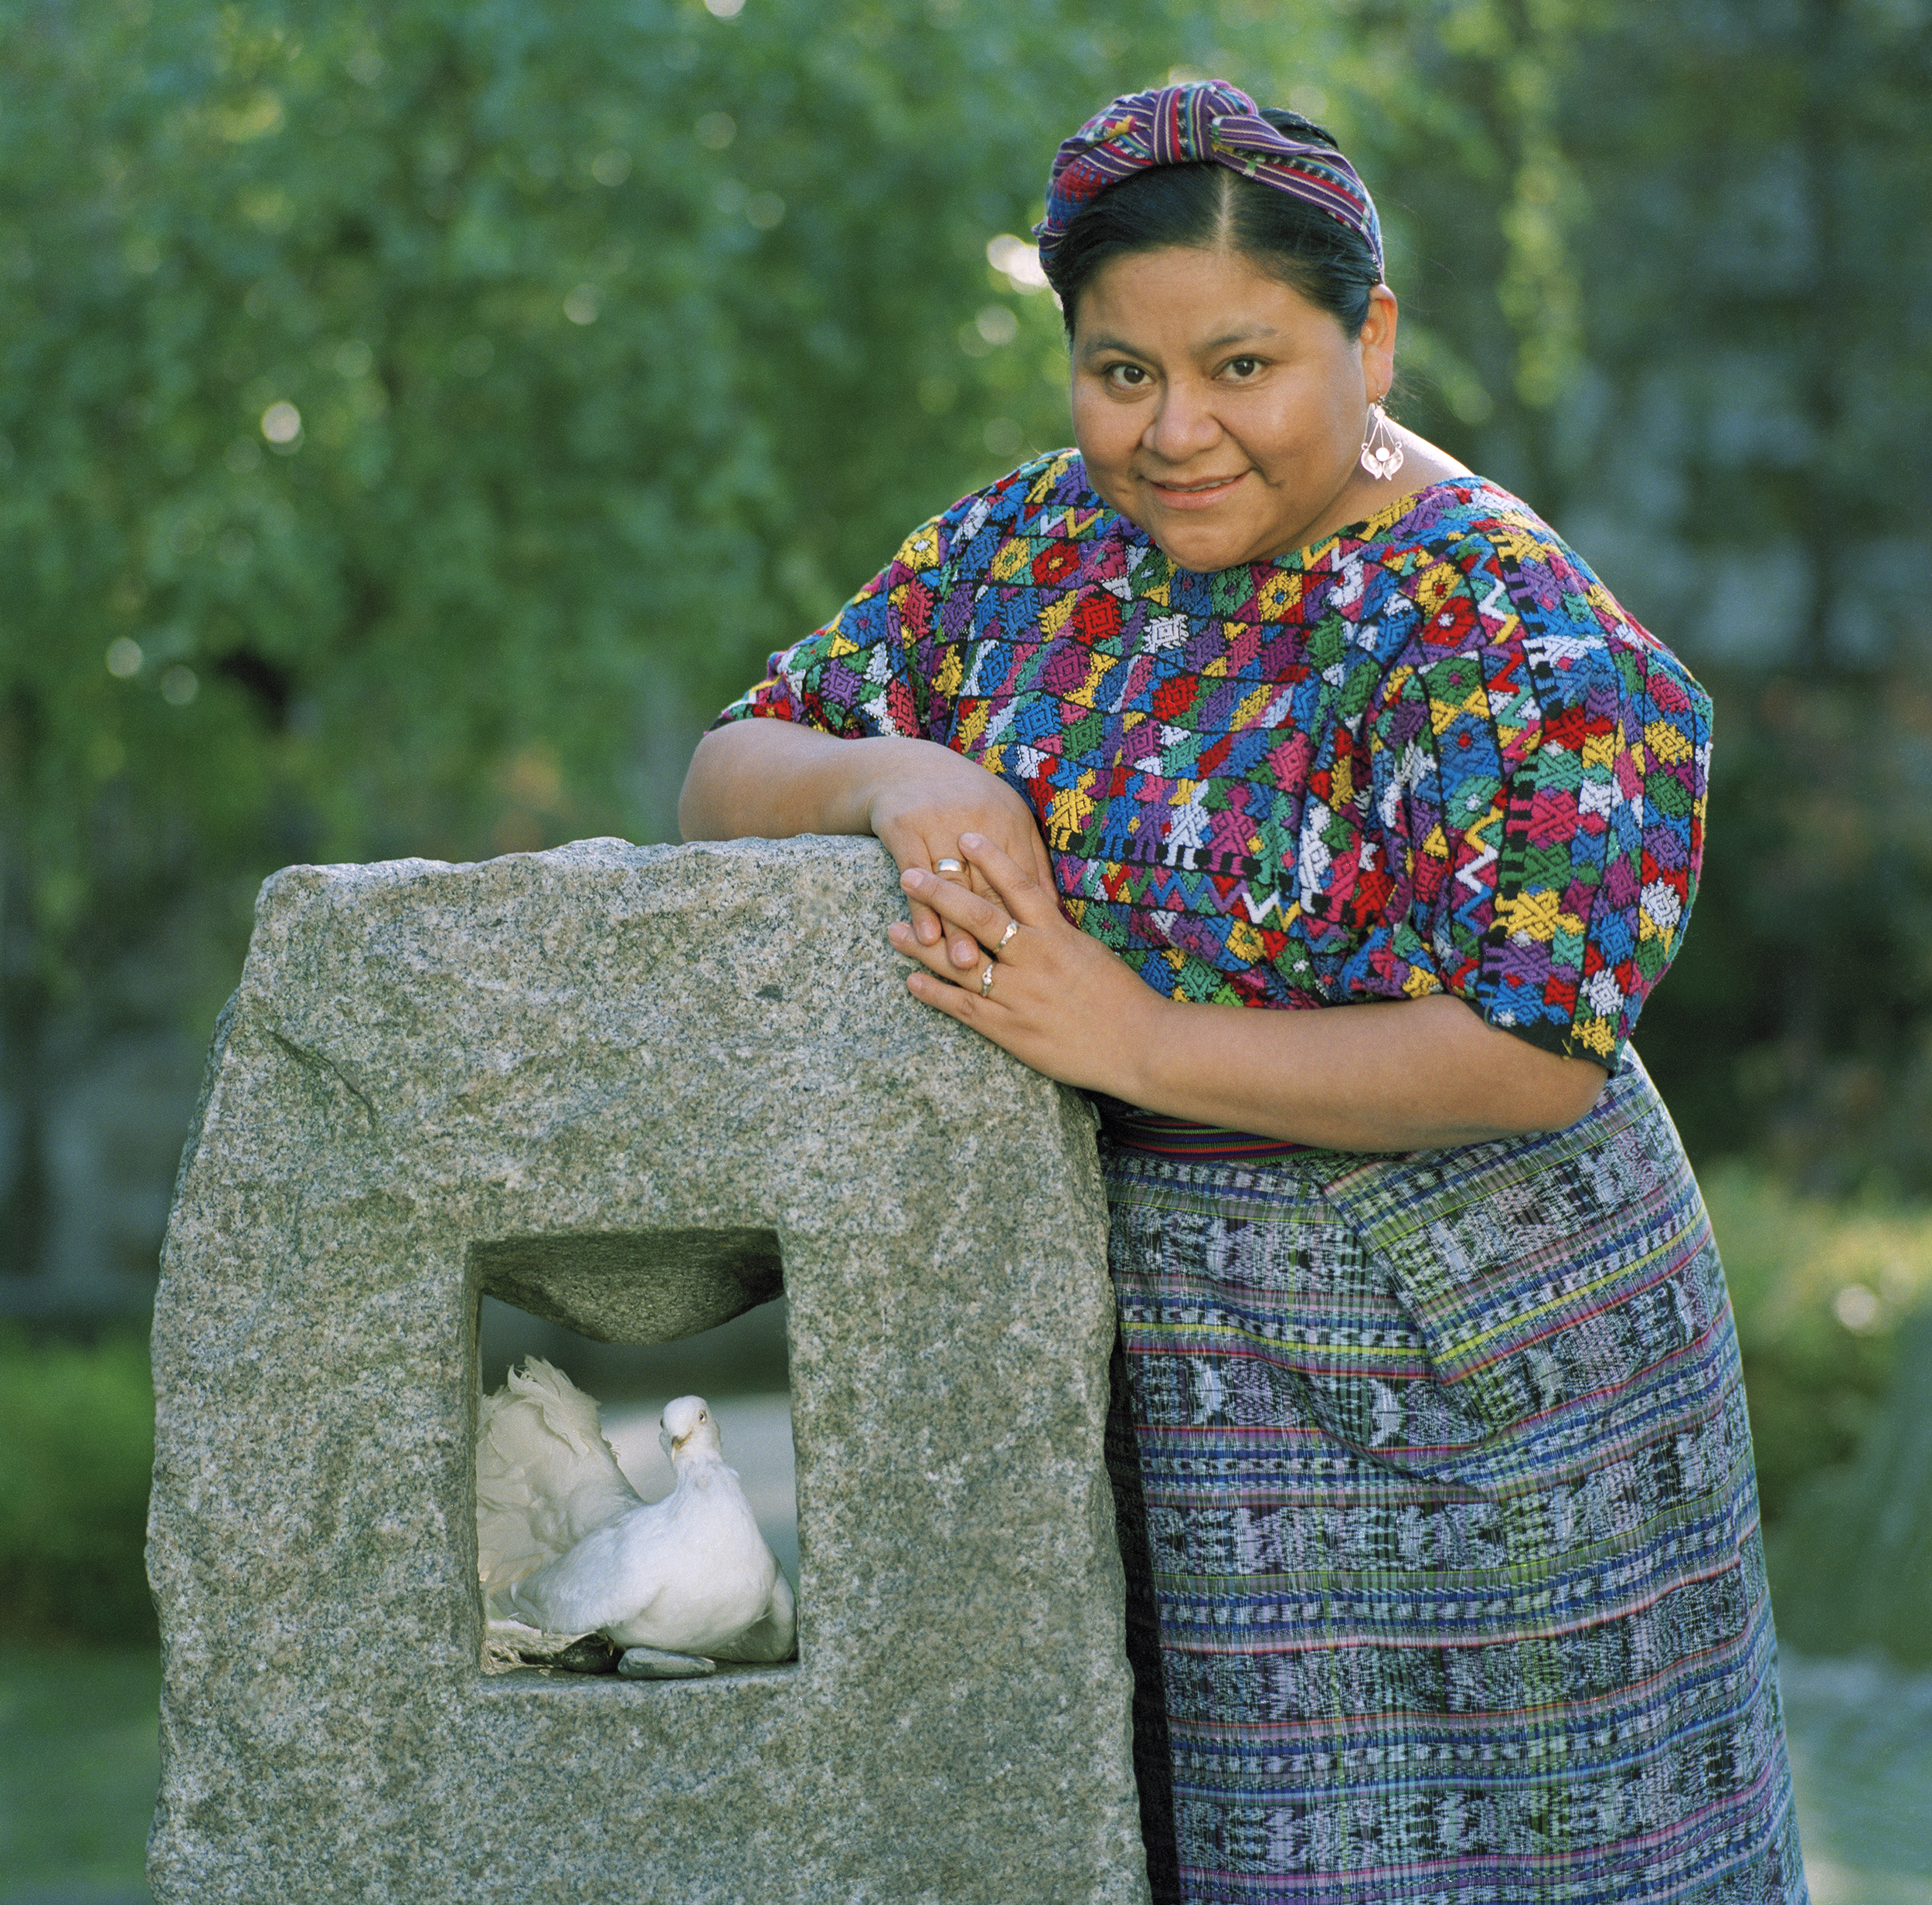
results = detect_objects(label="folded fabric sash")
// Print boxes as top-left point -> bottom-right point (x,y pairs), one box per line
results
1092,1094 -> 1309,1161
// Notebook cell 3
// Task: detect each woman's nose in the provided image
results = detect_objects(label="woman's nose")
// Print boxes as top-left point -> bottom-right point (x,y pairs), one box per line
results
1141,380 -> 1222,461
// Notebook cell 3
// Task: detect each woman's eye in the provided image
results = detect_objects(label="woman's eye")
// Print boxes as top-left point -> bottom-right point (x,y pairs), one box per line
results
1223,356 -> 1262,379
1105,362 -> 1148,389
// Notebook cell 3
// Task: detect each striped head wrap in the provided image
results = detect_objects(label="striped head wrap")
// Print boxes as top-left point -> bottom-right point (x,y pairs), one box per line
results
1034,80 -> 1383,279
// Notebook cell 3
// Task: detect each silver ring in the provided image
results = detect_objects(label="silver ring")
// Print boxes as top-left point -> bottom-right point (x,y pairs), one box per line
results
934,857 -> 964,876
978,961 -> 996,998
993,919 -> 1020,954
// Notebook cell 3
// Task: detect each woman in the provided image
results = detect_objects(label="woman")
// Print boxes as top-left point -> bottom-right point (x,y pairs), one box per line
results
681,82 -> 1804,1905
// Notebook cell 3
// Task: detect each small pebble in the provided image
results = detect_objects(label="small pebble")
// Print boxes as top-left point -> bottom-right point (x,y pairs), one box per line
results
516,1634 -> 620,1675
617,1646 -> 716,1679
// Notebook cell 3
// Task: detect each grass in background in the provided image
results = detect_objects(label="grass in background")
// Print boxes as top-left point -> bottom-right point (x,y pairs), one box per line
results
3,1175 -> 1930,1654
3,1175 -> 1930,1645
0,1645 -> 159,1904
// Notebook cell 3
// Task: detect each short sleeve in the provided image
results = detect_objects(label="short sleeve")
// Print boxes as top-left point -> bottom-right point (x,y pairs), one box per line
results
1372,542 -> 1711,1068
710,514 -> 954,740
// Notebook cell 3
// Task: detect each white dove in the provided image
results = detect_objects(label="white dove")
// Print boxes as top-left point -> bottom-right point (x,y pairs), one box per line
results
476,1357 -> 796,1678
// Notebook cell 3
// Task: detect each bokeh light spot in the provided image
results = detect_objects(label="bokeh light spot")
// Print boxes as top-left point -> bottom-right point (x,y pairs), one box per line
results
746,192 -> 785,230
591,148 -> 631,186
975,304 -> 1019,347
702,0 -> 745,17
504,745 -> 563,808
105,638 -> 143,678
983,417 -> 1022,461
493,812 -> 546,854
563,284 -> 601,325
986,234 -> 1049,292
260,401 -> 302,444
1833,1283 -> 1882,1332
695,113 -> 736,151
160,665 -> 199,706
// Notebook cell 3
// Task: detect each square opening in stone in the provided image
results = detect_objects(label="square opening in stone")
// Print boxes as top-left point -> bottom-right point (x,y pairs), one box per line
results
471,1227 -> 797,1679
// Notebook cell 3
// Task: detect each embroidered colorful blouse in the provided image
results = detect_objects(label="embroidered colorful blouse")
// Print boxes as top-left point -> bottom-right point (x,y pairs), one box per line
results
714,452 -> 1709,1067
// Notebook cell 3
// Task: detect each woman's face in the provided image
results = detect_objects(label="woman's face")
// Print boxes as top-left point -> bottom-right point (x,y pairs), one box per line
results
1069,245 -> 1397,573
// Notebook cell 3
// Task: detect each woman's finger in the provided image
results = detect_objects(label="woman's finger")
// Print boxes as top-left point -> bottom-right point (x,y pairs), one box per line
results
930,852 -> 980,967
904,866 -> 944,947
903,960 -> 995,1029
870,793 -> 1053,962
898,866 -> 1015,955
886,916 -> 995,994
954,832 -> 1061,929
894,841 -> 966,948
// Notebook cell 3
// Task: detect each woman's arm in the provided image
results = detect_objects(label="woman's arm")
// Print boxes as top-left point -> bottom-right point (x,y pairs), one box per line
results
679,719 -> 1056,963
680,720 -> 923,842
683,726 -> 1604,1145
890,833 -> 1607,1149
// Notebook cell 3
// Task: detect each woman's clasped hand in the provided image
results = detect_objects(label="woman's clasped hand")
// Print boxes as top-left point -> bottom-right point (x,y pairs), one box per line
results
853,736 -> 1053,971
889,832 -> 1148,1093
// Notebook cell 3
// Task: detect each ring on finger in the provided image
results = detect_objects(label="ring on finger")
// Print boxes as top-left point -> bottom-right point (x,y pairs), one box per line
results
978,961 -> 996,998
992,918 -> 1020,955
934,857 -> 964,876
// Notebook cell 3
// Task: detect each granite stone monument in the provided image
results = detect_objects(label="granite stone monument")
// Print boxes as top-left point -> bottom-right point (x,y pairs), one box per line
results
148,835 -> 1148,1903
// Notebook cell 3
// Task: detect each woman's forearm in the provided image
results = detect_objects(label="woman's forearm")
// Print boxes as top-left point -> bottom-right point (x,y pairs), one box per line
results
690,737 -> 1609,1148
1118,989 -> 1607,1148
892,848 -> 1607,1149
678,719 -> 910,841
679,717 -> 1059,962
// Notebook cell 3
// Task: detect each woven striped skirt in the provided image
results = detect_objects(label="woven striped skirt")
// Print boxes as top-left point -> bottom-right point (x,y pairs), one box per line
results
1102,1053 -> 1808,1905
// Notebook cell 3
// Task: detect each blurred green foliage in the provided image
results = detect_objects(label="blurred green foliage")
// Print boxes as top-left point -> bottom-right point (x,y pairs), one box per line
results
0,1643 -> 163,1896
1706,1166 -> 1932,1524
0,0 -> 1687,1021
0,1329 -> 157,1643
0,0 -> 1141,1004
3,0 -> 1927,1201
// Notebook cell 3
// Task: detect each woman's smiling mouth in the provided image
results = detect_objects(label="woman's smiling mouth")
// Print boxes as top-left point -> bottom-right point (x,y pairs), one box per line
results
1148,472 -> 1247,509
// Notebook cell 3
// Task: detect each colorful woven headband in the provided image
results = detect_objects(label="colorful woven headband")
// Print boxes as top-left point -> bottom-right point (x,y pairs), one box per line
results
1033,80 -> 1383,280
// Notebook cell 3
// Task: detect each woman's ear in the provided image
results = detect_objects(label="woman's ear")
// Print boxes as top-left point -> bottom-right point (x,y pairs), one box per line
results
1359,284 -> 1398,400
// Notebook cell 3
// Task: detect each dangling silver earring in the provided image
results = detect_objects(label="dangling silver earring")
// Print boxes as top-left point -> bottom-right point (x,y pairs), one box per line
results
1359,400 -> 1403,481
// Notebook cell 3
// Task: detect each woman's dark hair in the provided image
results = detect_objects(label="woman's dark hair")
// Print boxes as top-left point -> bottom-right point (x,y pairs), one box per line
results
1041,110 -> 1382,339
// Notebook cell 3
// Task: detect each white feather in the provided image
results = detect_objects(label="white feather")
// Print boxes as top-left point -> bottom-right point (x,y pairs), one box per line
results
476,1357 -> 642,1610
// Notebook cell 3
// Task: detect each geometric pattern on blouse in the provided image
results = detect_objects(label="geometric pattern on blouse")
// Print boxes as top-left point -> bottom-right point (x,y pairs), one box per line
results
716,451 -> 1712,1067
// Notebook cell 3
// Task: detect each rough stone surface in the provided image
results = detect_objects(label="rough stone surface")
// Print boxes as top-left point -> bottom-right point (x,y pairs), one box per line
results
148,836 -> 1146,1904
